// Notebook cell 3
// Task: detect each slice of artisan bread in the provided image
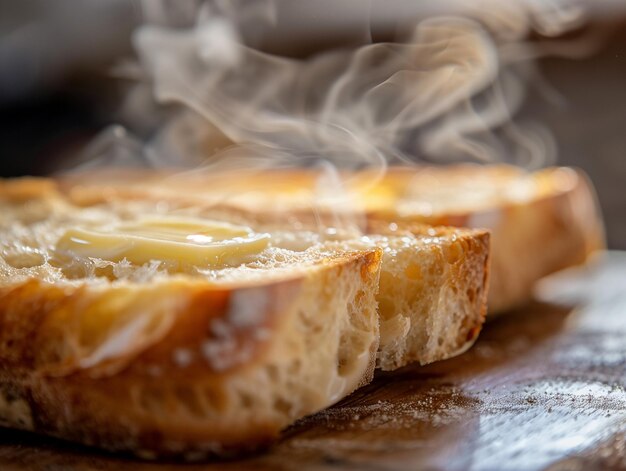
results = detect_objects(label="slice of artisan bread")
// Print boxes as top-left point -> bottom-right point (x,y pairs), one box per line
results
63,164 -> 602,314
59,177 -> 491,371
363,222 -> 489,371
365,165 -> 604,314
0,178 -> 382,458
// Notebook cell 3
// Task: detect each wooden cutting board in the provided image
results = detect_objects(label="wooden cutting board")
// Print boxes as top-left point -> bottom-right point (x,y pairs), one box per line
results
1,253 -> 625,471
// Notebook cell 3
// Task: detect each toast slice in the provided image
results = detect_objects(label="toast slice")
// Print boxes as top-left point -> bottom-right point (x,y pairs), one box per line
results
64,164 -> 601,313
361,222 -> 489,370
0,177 -> 489,456
60,177 -> 490,370
0,178 -> 383,458
364,165 -> 604,314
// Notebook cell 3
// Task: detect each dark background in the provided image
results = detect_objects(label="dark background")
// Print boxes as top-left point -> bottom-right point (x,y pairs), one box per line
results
0,1 -> 624,248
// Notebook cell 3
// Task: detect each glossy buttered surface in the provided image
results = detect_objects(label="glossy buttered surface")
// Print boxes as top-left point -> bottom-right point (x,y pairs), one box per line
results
1,253 -> 625,471
54,217 -> 271,267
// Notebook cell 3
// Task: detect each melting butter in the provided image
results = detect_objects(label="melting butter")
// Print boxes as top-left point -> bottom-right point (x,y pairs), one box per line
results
55,217 -> 270,267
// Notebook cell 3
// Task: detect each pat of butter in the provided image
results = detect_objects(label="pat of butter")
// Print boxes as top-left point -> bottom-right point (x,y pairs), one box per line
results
55,217 -> 270,266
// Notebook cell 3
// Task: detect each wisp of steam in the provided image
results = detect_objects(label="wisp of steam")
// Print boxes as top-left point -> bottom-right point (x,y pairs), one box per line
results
105,0 -> 583,169
71,0 -> 587,229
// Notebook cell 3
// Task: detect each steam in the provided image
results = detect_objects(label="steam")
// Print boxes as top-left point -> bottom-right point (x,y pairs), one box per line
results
99,0 -> 584,174
135,17 -> 500,170
69,0 -> 589,220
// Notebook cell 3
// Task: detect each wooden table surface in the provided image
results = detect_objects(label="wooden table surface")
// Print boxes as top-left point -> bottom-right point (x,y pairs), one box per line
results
1,252 -> 625,471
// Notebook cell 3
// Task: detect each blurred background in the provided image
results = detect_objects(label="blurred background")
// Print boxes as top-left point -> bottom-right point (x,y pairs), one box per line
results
0,0 -> 624,248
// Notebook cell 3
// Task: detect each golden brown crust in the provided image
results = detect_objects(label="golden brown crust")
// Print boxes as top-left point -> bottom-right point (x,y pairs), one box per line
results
0,177 -> 60,201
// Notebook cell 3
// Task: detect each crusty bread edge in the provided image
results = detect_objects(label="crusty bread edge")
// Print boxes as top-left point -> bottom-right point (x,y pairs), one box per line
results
370,223 -> 490,370
0,249 -> 382,459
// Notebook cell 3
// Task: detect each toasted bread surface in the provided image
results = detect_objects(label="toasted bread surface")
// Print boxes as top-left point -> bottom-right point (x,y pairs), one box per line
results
0,178 -> 382,457
57,174 -> 491,369
62,164 -> 602,313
